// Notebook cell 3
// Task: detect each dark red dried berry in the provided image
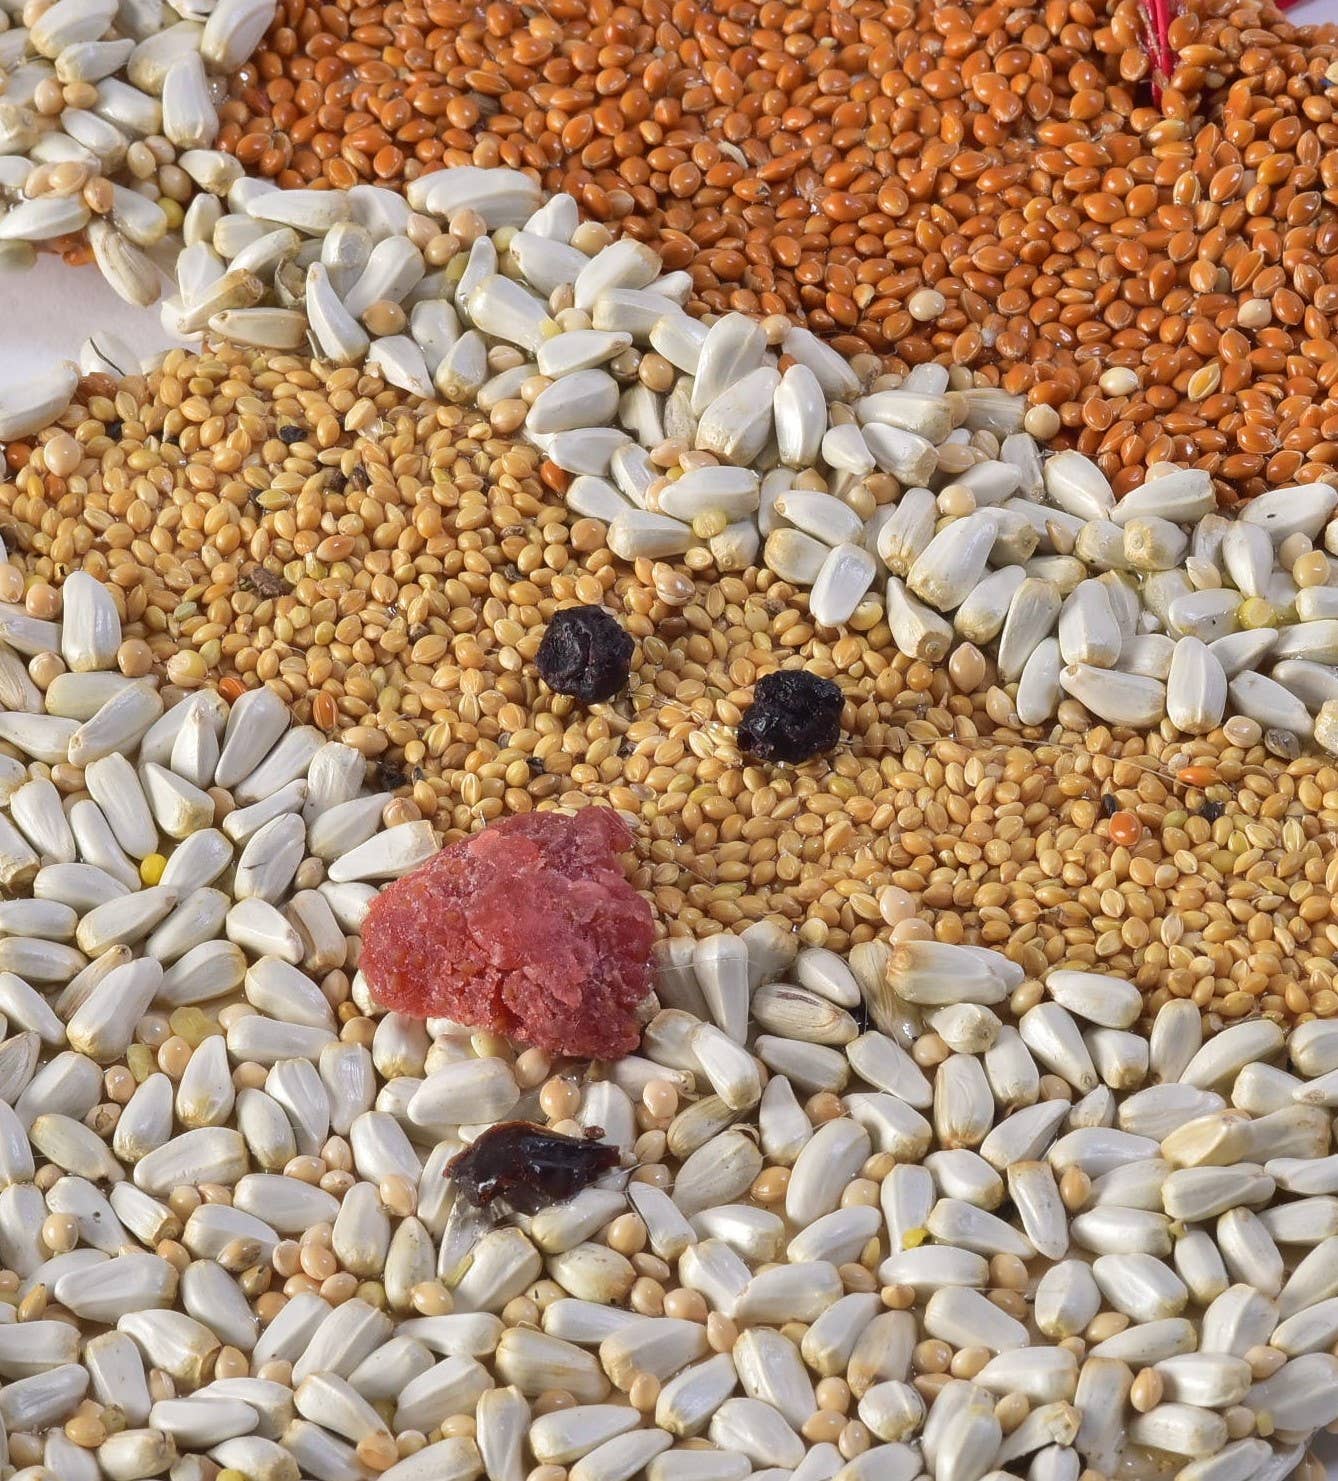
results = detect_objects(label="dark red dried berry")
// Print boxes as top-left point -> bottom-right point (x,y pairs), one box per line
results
737,669 -> 843,765
536,605 -> 634,704
447,1121 -> 621,1214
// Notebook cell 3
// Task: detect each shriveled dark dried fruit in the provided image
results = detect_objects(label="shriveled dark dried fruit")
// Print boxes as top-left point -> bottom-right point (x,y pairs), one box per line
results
535,604 -> 634,705
446,1121 -> 621,1214
737,669 -> 843,765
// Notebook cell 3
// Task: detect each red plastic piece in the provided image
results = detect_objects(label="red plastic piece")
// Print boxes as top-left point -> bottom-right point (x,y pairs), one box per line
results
1139,0 -> 1181,104
1141,0 -> 1304,105
361,810 -> 655,1060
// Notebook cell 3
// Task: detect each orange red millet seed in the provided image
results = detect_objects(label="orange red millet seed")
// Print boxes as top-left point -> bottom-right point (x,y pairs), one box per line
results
1108,810 -> 1144,847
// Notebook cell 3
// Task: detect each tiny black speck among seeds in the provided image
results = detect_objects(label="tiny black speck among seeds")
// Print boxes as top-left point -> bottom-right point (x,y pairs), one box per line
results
376,759 -> 409,791
278,424 -> 305,444
1099,794 -> 1120,818
105,420 -> 123,441
446,1121 -> 621,1214
737,669 -> 843,765
536,605 -> 634,704
1200,800 -> 1226,822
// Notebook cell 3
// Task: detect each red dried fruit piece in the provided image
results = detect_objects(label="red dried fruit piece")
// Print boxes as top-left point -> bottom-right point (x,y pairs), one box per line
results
361,810 -> 655,1060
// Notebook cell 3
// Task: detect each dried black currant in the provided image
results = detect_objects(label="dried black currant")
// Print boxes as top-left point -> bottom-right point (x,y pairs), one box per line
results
446,1121 -> 620,1215
536,605 -> 634,704
737,669 -> 843,765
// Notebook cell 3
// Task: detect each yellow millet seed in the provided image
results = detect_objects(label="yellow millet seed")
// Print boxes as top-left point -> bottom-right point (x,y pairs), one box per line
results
1237,597 -> 1277,630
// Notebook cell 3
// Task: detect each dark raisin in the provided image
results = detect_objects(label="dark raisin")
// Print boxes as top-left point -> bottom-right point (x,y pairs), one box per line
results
737,669 -> 843,765
536,605 -> 634,705
1200,800 -> 1226,822
279,424 -> 305,444
446,1121 -> 621,1215
1099,794 -> 1120,818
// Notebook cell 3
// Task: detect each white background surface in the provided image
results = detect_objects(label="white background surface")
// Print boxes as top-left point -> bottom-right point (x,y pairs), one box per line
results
1,254 -> 179,383
3,10 -> 1338,1473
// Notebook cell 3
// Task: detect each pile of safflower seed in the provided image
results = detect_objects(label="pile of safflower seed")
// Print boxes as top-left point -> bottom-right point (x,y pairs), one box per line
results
0,567 -> 1333,1479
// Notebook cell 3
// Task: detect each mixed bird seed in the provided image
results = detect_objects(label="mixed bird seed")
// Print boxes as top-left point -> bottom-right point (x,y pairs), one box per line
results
124,162 -> 1065,624
11,0 -> 1338,506
20,158 -> 1338,779
12,4 -> 1338,1481
0,591 -> 1329,1481
4,347 -> 1338,1031
0,0 -> 278,304
11,0 -> 1338,505
213,0 -> 1338,498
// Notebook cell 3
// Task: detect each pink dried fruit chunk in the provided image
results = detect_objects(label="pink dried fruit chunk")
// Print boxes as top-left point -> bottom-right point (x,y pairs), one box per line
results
361,809 -> 655,1060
